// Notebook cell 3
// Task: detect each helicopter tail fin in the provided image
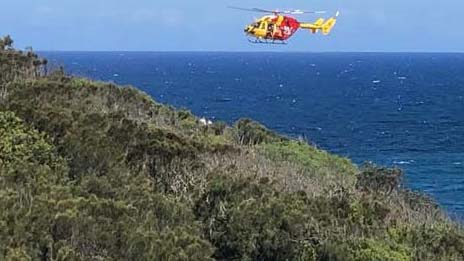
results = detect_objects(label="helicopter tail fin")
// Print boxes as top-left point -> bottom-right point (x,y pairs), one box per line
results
310,18 -> 325,34
321,12 -> 338,35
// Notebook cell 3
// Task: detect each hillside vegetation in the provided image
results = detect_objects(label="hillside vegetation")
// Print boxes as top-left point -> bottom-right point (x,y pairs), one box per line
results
1,35 -> 463,260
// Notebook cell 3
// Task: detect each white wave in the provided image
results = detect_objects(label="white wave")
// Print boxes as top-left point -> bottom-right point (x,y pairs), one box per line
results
393,160 -> 415,165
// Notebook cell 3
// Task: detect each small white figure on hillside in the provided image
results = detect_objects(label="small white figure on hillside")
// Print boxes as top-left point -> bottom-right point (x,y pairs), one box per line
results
199,117 -> 213,126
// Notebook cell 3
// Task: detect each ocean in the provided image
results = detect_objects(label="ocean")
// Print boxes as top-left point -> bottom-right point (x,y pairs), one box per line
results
41,51 -> 464,217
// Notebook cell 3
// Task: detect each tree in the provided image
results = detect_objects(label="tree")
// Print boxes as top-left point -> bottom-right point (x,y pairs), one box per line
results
0,35 -> 13,50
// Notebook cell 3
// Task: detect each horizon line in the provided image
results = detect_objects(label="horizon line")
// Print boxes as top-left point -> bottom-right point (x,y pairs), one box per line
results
37,50 -> 464,54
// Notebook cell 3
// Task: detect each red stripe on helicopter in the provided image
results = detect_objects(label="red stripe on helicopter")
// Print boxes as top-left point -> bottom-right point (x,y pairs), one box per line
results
271,16 -> 300,40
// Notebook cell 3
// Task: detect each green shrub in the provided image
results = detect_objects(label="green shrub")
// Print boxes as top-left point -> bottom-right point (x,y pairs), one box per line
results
195,176 -> 317,260
177,109 -> 195,121
318,238 -> 412,261
0,111 -> 70,260
400,189 -> 438,211
0,111 -> 67,187
234,118 -> 286,145
210,121 -> 227,136
389,224 -> 464,260
356,163 -> 403,195
5,247 -> 32,261
259,140 -> 357,176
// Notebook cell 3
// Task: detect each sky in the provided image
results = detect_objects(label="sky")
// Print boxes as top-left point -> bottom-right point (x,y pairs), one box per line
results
1,0 -> 463,52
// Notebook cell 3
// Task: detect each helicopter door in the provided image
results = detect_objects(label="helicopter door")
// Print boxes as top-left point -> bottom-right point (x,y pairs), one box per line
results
254,21 -> 267,38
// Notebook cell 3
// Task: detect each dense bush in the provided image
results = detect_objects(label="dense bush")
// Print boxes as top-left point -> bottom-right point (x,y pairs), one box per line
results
1,36 -> 463,260
234,118 -> 286,145
195,176 -> 313,260
356,163 -> 403,195
0,111 -> 214,260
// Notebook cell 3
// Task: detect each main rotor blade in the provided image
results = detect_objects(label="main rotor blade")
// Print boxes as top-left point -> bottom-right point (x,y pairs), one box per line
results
228,6 -> 327,15
282,10 -> 327,15
227,6 -> 276,13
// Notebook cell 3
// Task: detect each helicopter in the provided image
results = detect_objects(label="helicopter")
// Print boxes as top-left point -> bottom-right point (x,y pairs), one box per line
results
229,6 -> 339,44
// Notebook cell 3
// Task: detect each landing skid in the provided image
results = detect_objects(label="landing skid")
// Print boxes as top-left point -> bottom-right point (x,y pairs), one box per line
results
247,38 -> 287,45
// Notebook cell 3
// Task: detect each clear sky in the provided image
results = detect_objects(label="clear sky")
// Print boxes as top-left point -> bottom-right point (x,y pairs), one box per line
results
2,0 -> 463,52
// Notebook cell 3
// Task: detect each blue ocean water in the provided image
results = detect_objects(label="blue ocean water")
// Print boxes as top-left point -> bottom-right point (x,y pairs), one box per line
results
41,52 -> 464,217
